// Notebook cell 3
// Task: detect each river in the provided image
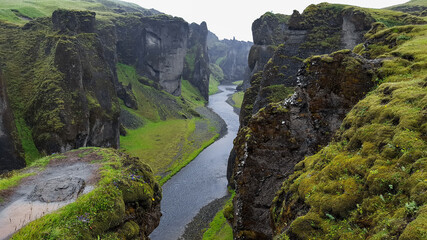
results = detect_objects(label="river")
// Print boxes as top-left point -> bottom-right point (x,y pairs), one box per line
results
150,85 -> 239,240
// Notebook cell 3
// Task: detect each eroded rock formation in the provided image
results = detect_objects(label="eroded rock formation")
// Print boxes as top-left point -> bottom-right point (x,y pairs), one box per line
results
183,22 -> 210,100
230,50 -> 380,239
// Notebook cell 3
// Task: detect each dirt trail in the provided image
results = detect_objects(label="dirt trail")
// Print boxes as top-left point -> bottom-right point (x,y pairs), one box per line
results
0,149 -> 101,240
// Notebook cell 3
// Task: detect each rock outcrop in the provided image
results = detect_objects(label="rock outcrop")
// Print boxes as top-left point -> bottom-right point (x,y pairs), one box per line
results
208,32 -> 252,83
183,22 -> 210,100
6,148 -> 162,239
0,7 -> 211,168
271,24 -> 427,239
229,51 -> 380,238
116,14 -> 189,96
245,5 -> 375,120
0,10 -> 120,158
0,66 -> 25,172
228,3 -> 427,239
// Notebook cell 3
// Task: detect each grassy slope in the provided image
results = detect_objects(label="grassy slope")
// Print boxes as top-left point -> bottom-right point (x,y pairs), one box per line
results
272,24 -> 427,240
202,191 -> 235,240
117,63 -> 218,184
209,63 -> 224,95
0,0 -> 146,24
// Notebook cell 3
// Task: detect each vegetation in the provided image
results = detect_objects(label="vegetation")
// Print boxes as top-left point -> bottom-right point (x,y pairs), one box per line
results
209,63 -> 224,95
117,63 -> 219,184
10,148 -> 161,239
231,91 -> 244,109
202,190 -> 235,240
0,0 -> 152,25
271,24 -> 427,240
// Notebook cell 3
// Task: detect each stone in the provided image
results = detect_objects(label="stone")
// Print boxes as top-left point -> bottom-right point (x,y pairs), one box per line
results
28,177 -> 85,202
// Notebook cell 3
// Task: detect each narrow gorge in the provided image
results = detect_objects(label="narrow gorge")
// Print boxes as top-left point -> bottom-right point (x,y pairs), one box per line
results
0,0 -> 426,240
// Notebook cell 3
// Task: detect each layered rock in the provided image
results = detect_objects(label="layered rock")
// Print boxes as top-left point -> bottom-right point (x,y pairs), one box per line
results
116,14 -> 189,96
183,22 -> 210,100
230,51 -> 380,239
208,32 -> 252,83
0,66 -> 25,172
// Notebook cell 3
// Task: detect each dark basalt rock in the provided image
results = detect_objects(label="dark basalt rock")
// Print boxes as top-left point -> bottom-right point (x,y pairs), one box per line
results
183,22 -> 210,100
52,9 -> 95,34
28,177 -> 85,202
117,82 -> 138,110
0,66 -> 25,172
116,14 -> 189,96
229,51 -> 381,239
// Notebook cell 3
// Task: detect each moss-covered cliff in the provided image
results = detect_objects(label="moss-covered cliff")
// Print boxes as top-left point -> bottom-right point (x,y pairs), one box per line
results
272,24 -> 427,239
0,11 -> 120,159
229,2 -> 427,239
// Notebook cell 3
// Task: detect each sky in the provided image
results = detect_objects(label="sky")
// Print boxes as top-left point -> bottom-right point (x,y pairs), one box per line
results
123,0 -> 410,42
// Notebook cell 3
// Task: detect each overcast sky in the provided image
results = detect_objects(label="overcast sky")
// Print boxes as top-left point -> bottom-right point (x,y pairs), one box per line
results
123,0 -> 409,42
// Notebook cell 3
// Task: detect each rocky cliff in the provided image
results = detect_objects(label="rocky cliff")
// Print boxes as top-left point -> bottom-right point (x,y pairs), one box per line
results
228,3 -> 427,239
183,22 -> 210,100
0,10 -> 120,159
0,66 -> 25,172
271,23 -> 427,239
208,32 -> 252,83
0,5 -> 211,171
230,51 -> 380,239
115,14 -> 189,96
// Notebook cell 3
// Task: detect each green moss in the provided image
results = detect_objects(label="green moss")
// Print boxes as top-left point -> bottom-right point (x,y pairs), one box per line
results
202,190 -> 235,240
264,85 -> 295,103
11,148 -> 160,239
272,24 -> 427,240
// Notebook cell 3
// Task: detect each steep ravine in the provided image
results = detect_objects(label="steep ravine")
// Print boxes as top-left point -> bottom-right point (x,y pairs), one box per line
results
150,85 -> 239,240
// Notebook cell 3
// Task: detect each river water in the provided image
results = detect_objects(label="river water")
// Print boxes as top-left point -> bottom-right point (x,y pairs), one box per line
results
150,85 -> 239,240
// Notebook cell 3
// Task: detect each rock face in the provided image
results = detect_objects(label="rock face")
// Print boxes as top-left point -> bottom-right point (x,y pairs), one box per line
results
116,14 -> 189,96
28,177 -> 85,202
0,7 -> 211,168
245,5 -> 375,119
29,11 -> 120,154
230,51 -> 380,239
208,32 -> 252,83
0,66 -> 25,172
0,10 -> 120,158
183,22 -> 210,100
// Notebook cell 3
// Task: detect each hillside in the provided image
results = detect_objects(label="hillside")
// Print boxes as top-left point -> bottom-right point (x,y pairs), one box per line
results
0,0 -> 221,237
227,2 -> 427,239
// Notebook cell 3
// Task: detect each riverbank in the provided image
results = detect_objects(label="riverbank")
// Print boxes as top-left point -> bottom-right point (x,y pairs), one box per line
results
150,85 -> 239,240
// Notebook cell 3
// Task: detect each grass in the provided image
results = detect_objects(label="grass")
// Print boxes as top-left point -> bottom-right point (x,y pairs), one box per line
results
209,63 -> 224,95
231,91 -> 244,109
15,118 -> 41,164
209,75 -> 220,95
232,80 -> 243,85
0,172 -> 34,192
159,133 -> 219,185
0,0 -> 148,25
202,190 -> 235,240
117,63 -> 220,184
120,119 -> 195,174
